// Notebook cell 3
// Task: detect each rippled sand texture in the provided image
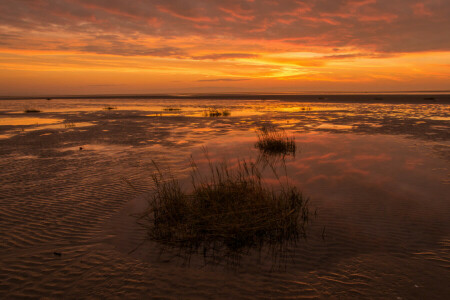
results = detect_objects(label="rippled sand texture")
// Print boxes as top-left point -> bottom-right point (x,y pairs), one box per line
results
0,97 -> 449,299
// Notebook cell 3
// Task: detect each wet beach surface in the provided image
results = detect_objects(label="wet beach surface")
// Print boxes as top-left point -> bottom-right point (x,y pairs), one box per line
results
0,98 -> 449,298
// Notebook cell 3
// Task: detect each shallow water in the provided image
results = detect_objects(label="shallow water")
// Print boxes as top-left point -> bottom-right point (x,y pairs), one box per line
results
0,98 -> 449,299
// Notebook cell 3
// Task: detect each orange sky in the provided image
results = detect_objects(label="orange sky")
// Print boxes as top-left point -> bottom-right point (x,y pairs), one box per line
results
0,0 -> 449,95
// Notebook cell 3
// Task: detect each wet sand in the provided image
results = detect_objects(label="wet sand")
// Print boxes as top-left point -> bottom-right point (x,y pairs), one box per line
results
0,98 -> 449,298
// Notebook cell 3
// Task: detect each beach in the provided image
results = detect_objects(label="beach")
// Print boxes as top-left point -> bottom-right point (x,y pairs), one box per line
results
0,96 -> 449,298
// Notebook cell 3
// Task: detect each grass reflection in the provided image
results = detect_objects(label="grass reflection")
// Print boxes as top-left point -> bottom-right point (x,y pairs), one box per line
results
163,107 -> 182,111
255,126 -> 296,156
24,109 -> 41,113
138,150 -> 309,266
203,108 -> 231,117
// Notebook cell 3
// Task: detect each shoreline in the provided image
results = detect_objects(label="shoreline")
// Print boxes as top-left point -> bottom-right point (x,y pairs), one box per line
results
1,93 -> 450,104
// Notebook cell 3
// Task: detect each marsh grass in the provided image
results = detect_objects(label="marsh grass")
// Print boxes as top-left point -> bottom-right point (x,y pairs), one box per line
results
203,108 -> 231,117
163,107 -> 182,111
255,126 -> 296,156
138,152 -> 309,265
24,109 -> 41,113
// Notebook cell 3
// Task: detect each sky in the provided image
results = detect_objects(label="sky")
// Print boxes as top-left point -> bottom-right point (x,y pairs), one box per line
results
0,0 -> 449,95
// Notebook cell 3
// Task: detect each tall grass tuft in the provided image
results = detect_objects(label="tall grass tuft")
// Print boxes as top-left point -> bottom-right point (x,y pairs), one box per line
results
255,125 -> 296,156
24,109 -> 41,113
203,108 -> 231,117
139,153 -> 308,264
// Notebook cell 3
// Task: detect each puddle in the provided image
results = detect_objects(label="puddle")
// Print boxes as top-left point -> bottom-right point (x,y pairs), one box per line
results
60,143 -> 131,153
428,117 -> 450,121
0,133 -> 16,139
316,123 -> 354,130
272,119 -> 301,125
188,109 -> 265,117
274,105 -> 344,112
24,122 -> 96,132
146,113 -> 184,117
0,117 -> 63,126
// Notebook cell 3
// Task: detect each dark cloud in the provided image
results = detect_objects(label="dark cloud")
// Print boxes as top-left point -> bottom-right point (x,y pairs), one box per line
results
192,53 -> 259,60
87,84 -> 126,87
81,44 -> 186,57
198,78 -> 250,82
0,0 -> 448,54
322,53 -> 395,59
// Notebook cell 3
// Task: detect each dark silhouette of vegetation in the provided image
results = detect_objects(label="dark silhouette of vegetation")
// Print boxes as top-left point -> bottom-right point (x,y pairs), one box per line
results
138,152 -> 309,265
203,108 -> 231,117
255,126 -> 296,156
24,109 -> 41,113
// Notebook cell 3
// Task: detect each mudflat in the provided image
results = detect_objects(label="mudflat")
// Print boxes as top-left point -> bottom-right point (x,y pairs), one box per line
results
0,97 -> 449,298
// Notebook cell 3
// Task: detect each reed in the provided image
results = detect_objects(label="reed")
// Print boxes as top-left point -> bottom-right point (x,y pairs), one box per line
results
255,125 -> 296,156
138,153 -> 308,264
203,108 -> 231,117
24,109 -> 41,113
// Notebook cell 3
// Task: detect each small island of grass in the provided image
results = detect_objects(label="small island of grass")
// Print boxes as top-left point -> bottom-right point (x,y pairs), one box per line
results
139,155 -> 308,263
255,126 -> 296,156
24,109 -> 41,113
203,108 -> 231,117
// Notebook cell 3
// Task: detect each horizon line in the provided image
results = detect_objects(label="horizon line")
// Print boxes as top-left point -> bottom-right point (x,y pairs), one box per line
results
1,90 -> 450,100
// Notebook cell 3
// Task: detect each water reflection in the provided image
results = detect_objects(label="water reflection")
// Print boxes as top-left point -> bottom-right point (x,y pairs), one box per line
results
0,117 -> 62,126
187,132 -> 449,259
105,129 -> 450,274
0,98 -> 449,297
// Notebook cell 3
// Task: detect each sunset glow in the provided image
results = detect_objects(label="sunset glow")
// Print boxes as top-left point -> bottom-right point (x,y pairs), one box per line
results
1,0 -> 449,95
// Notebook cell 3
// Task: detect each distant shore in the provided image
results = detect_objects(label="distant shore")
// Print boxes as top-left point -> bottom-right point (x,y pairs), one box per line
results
1,92 -> 450,104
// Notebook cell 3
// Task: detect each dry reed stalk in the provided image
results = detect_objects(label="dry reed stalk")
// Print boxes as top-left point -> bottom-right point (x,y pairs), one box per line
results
255,125 -> 296,156
138,151 -> 309,264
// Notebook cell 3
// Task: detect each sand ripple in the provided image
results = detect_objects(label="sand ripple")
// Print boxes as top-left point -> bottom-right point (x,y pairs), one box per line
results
0,99 -> 449,298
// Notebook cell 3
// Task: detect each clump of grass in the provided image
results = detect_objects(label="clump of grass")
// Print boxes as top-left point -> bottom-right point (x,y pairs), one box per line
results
24,109 -> 41,113
163,107 -> 182,111
139,154 -> 308,264
64,122 -> 76,128
255,126 -> 296,156
203,108 -> 231,117
103,105 -> 117,110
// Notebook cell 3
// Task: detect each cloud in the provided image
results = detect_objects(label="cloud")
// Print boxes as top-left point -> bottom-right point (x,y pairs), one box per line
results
87,84 -> 126,87
412,2 -> 433,17
0,0 -> 449,55
321,52 -> 396,60
81,44 -> 186,57
197,78 -> 250,82
192,53 -> 259,60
